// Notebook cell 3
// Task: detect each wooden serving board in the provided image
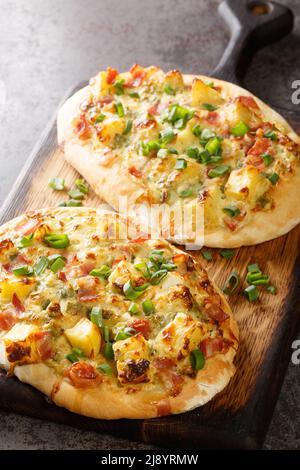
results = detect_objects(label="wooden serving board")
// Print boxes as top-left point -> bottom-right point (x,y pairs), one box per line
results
0,0 -> 299,450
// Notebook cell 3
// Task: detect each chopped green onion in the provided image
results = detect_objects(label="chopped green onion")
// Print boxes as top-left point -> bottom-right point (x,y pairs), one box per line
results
150,269 -> 168,285
123,280 -> 149,300
58,201 -> 67,207
178,188 -> 194,198
90,265 -> 112,279
104,342 -> 114,359
165,104 -> 193,128
247,263 -> 261,273
208,165 -> 230,178
267,285 -> 277,295
222,206 -> 240,218
264,130 -> 277,141
223,271 -> 240,295
160,262 -> 177,271
261,153 -> 273,167
94,114 -> 106,123
129,91 -> 140,98
159,128 -> 175,144
97,363 -> 113,375
202,103 -> 218,111
34,256 -> 49,276
66,199 -> 82,207
200,128 -> 215,141
219,249 -> 235,259
103,325 -> 110,343
49,256 -> 65,273
142,299 -> 155,315
201,250 -> 213,261
123,119 -> 133,135
115,330 -> 132,341
190,349 -> 205,370
192,125 -> 202,137
115,101 -> 125,117
71,347 -> 84,357
175,159 -> 187,170
141,140 -> 161,156
265,172 -> 279,185
75,179 -> 89,194
17,234 -> 33,249
186,146 -> 200,159
113,79 -> 125,95
164,84 -> 176,95
128,302 -> 139,314
157,148 -> 168,158
230,121 -> 250,137
244,285 -> 259,301
12,265 -> 34,277
90,306 -> 103,327
44,233 -> 70,249
205,81 -> 214,87
68,189 -> 85,200
48,177 -> 65,191
246,272 -> 269,285
65,353 -> 79,363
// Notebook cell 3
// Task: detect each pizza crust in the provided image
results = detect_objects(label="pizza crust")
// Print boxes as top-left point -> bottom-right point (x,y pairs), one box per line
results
1,207 -> 238,419
58,74 -> 300,248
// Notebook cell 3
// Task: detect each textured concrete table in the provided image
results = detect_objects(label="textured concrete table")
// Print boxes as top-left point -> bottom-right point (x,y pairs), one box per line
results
0,0 -> 299,450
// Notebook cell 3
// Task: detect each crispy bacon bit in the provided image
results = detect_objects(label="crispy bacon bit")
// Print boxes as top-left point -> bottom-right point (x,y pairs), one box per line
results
204,297 -> 229,323
130,234 -> 150,243
58,271 -> 67,282
129,319 -> 151,339
135,118 -> 156,129
2,263 -> 12,272
200,337 -> 228,358
65,260 -> 96,280
129,64 -> 146,86
112,255 -> 126,266
7,343 -> 31,362
170,372 -> 184,397
247,137 -> 271,157
128,166 -> 142,178
66,362 -> 102,388
156,399 -> 171,417
245,154 -> 265,169
74,114 -> 91,140
106,67 -> 118,84
0,311 -> 17,331
16,253 -> 31,265
77,277 -> 100,302
169,285 -> 193,310
153,357 -> 175,370
148,101 -> 169,116
12,293 -> 25,312
0,239 -> 15,256
122,359 -> 150,383
15,218 -> 41,236
35,332 -> 53,360
237,95 -> 259,110
224,220 -> 238,232
205,111 -> 219,125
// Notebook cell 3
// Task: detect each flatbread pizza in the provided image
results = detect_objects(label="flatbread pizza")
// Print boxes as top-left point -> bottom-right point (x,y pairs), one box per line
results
58,65 -> 300,247
0,207 -> 238,419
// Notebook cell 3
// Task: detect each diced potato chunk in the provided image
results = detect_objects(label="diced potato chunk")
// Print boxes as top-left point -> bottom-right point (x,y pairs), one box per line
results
64,318 -> 101,358
153,312 -> 205,361
225,167 -> 271,206
0,239 -> 17,263
191,78 -> 224,107
98,117 -> 125,144
0,322 -> 38,370
164,70 -> 184,91
0,279 -> 36,302
223,101 -> 260,129
113,333 -> 151,384
108,259 -> 144,289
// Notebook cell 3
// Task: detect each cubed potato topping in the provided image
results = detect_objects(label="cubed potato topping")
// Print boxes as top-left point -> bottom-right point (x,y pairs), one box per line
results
225,167 -> 271,206
0,239 -> 17,263
97,117 -> 125,144
223,101 -> 261,129
191,78 -> 224,107
64,318 -> 101,358
164,70 -> 184,91
153,312 -> 205,361
113,333 -> 151,384
0,279 -> 36,302
0,322 -> 38,370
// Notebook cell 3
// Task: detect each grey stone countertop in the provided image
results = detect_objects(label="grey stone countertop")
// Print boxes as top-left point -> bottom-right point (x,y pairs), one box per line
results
0,0 -> 299,450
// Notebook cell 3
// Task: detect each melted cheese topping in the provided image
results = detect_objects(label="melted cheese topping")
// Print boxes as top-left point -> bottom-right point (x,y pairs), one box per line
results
0,210 -> 232,394
73,65 -> 300,233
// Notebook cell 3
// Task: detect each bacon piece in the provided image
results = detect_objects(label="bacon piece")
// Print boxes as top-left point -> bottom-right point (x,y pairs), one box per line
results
12,293 -> 25,312
135,118 -> 156,129
128,166 -> 142,178
130,234 -> 150,243
15,218 -> 41,236
156,399 -> 171,417
129,319 -> 151,339
153,357 -> 175,370
77,277 -> 100,302
125,64 -> 146,87
16,253 -> 32,265
65,261 -> 96,280
247,137 -> 271,156
66,362 -> 102,388
58,271 -> 67,282
170,372 -> 184,397
236,95 -> 259,110
35,332 -> 53,360
204,296 -> 229,323
205,111 -> 219,125
0,311 -> 17,331
106,67 -> 118,84
224,220 -> 238,232
200,337 -> 228,358
73,114 -> 91,140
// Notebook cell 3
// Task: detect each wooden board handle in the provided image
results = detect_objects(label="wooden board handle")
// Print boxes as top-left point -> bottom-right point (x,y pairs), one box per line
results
212,0 -> 294,84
